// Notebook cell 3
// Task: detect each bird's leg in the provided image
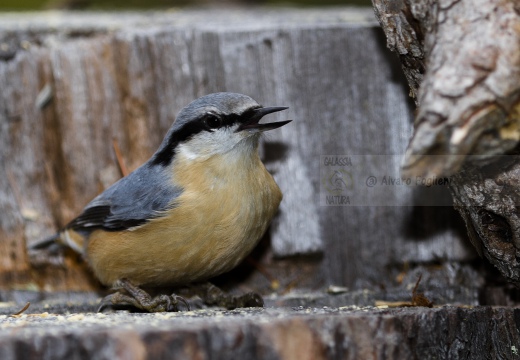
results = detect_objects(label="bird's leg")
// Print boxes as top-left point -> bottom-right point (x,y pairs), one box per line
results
191,282 -> 264,309
98,278 -> 189,313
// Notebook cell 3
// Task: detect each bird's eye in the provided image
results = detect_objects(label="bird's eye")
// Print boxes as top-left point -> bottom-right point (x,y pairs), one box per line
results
204,114 -> 222,129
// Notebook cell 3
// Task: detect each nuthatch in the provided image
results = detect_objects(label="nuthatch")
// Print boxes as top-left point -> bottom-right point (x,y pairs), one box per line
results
33,92 -> 291,312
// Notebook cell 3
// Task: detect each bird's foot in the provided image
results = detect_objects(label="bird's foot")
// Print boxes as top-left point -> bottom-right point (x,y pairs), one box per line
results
193,282 -> 264,309
98,278 -> 190,313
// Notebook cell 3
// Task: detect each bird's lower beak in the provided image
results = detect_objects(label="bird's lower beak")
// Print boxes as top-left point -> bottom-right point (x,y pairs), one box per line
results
236,106 -> 291,133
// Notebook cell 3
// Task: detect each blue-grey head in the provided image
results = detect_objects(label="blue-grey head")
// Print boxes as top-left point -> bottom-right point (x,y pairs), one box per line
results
151,92 -> 290,165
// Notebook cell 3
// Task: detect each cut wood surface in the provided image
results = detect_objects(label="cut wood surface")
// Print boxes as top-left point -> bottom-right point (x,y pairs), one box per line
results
0,9 -> 474,294
0,305 -> 518,360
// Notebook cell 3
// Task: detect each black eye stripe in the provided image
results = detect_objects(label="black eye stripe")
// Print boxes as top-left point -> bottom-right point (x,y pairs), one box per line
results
201,110 -> 257,130
202,114 -> 222,130
150,107 -> 261,166
216,107 -> 259,127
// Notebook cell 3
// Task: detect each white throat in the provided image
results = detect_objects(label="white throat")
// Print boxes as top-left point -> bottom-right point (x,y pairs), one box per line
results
177,129 -> 260,163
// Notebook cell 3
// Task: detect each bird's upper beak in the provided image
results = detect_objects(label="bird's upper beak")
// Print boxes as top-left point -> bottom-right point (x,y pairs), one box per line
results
236,106 -> 291,133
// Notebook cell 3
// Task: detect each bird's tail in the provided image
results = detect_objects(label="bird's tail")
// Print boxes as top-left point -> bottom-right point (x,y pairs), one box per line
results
27,232 -> 66,267
29,233 -> 61,250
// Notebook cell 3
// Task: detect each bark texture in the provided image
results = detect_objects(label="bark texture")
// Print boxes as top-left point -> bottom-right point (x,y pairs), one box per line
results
373,0 -> 520,284
450,156 -> 520,283
373,0 -> 520,178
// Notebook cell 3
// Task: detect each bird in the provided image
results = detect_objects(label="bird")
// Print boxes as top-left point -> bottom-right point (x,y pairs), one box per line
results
31,92 -> 291,312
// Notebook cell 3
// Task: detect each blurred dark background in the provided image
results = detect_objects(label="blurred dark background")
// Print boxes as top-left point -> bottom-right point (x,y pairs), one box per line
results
1,0 -> 371,11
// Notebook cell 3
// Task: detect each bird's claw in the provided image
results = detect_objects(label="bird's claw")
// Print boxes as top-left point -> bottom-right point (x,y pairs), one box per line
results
98,278 -> 190,313
98,279 -> 263,312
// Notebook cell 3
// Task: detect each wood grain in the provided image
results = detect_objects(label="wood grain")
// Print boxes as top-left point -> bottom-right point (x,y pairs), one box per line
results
0,9 -> 473,292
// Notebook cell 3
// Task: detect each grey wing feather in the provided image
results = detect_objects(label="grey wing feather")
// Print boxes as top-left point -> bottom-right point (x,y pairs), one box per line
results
67,163 -> 182,233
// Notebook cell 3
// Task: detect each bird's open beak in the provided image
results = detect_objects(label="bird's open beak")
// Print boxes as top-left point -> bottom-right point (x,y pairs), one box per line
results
236,106 -> 291,132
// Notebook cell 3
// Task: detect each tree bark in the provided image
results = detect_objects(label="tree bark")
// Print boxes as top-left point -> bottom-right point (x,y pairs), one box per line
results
373,0 -> 520,177
450,156 -> 520,283
373,0 -> 520,283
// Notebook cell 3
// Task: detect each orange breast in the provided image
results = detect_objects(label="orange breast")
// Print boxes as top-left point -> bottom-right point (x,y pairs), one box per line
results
86,150 -> 282,287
